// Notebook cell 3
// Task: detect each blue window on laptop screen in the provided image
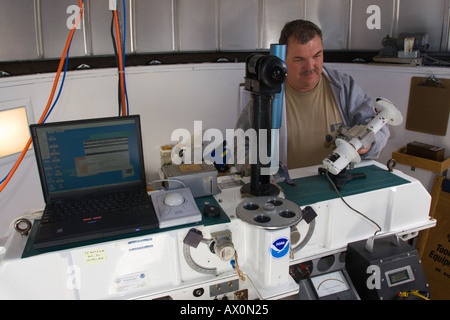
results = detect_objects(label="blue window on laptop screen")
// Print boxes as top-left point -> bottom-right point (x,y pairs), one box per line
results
37,119 -> 142,196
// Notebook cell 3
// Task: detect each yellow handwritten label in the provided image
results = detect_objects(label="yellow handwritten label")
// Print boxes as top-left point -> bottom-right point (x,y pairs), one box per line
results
84,248 -> 106,264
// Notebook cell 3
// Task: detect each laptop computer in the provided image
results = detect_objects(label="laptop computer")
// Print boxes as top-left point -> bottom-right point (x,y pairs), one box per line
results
30,115 -> 159,249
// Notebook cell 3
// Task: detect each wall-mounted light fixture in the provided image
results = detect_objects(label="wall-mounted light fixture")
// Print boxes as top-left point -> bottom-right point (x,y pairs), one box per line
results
0,99 -> 34,165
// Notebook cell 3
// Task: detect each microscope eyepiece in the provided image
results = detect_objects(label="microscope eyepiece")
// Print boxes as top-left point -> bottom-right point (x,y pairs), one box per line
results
245,54 -> 287,95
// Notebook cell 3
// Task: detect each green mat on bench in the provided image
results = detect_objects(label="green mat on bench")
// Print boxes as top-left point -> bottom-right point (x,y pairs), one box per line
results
278,165 -> 410,207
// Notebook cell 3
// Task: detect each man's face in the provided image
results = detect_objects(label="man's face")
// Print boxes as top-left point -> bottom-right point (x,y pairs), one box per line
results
285,34 -> 323,92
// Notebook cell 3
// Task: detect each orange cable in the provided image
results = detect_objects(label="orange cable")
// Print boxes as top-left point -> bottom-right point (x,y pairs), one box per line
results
113,10 -> 126,116
0,1 -> 84,193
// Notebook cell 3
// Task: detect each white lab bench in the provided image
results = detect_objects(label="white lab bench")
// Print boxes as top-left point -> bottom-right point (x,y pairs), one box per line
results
0,160 -> 435,300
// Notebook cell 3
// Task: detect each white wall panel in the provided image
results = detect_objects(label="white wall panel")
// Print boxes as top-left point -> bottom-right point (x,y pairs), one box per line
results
179,0 -> 217,51
1,0 -> 450,62
220,0 -> 259,50
305,0 -> 348,50
349,0 -> 394,50
90,0 -> 132,56
0,0 -> 39,61
263,0 -> 301,48
134,0 -> 174,53
40,0 -> 86,58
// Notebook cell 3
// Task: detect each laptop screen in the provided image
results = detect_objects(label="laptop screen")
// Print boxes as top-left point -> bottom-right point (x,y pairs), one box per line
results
31,116 -> 145,200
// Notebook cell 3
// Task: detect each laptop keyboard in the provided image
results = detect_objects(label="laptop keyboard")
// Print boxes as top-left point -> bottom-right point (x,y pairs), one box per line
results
41,190 -> 151,225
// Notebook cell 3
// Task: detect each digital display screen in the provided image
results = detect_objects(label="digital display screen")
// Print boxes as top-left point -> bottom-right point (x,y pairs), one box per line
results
388,269 -> 410,285
385,265 -> 414,287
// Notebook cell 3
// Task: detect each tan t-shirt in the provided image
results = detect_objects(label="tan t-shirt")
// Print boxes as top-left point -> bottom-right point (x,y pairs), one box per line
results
285,75 -> 344,169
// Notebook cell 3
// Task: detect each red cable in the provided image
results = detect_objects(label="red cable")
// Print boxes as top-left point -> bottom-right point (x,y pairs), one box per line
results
113,10 -> 126,116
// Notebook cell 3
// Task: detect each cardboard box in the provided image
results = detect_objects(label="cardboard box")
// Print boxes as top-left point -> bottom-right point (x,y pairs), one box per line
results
417,176 -> 450,300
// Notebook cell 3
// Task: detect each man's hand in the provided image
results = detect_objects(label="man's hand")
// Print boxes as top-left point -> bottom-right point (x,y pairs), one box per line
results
358,145 -> 371,155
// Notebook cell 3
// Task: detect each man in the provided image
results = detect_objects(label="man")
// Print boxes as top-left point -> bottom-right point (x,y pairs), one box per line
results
235,19 -> 390,170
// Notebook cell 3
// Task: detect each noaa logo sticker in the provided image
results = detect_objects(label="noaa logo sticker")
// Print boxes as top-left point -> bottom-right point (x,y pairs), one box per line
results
270,237 -> 289,258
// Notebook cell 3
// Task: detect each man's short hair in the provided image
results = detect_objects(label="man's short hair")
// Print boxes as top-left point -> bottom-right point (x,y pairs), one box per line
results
279,19 -> 323,45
